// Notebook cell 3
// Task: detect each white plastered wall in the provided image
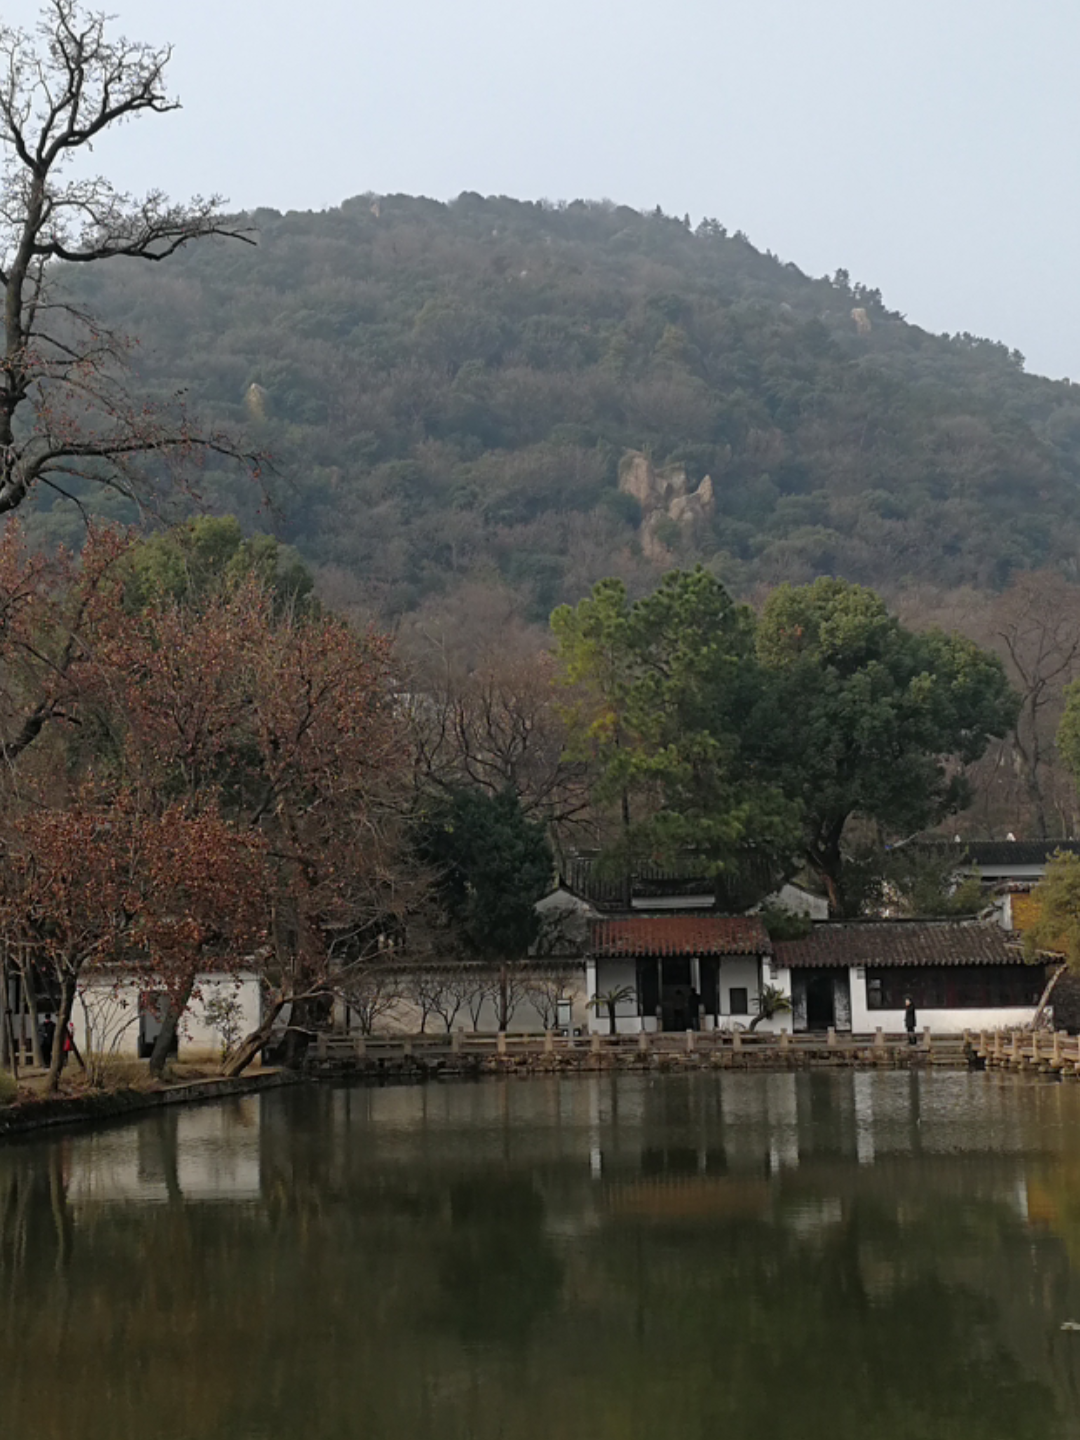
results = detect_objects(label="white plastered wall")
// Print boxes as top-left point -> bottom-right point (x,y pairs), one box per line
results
846,966 -> 1037,1034
73,972 -> 262,1060
587,954 -> 795,1034
589,959 -> 642,1034
753,955 -> 794,1034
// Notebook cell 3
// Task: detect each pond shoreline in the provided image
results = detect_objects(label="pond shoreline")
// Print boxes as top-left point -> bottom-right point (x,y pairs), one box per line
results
0,1069 -> 301,1142
6,1030 -> 1064,1142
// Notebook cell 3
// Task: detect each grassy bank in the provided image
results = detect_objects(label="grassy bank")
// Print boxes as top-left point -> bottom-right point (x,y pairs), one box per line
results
0,1063 -> 297,1140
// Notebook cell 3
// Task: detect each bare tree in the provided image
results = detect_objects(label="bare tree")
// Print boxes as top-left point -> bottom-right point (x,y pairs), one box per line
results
524,965 -> 575,1031
408,643 -> 591,842
464,980 -> 488,1032
989,572 -> 1080,838
339,967 -> 404,1037
0,1 -> 256,517
406,967 -> 477,1033
898,576 -> 1080,838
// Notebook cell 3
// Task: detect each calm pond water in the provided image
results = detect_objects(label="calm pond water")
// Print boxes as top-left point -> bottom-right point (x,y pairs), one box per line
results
4,1071 -> 1080,1440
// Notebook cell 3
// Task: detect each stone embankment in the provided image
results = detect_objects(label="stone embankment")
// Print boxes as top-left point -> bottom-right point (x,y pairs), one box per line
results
0,1069 -> 298,1140
305,1027 -> 973,1080
970,1028 -> 1080,1077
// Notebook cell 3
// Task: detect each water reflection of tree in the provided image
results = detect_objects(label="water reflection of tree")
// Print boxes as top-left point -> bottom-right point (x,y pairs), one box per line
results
2,1087 -> 1080,1440
434,1179 -> 562,1346
581,1187 -> 1071,1439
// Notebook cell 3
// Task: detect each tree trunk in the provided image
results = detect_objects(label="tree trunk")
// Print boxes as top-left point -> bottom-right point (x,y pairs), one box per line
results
282,993 -> 331,1068
820,862 -> 844,918
811,822 -> 848,918
621,786 -> 632,910
497,964 -> 508,1033
45,974 -> 77,1095
1030,962 -> 1068,1030
2,1006 -> 16,1079
222,998 -> 286,1078
1014,723 -> 1050,839
607,1002 -> 617,1036
0,951 -> 9,1072
21,968 -> 43,1069
148,978 -> 196,1078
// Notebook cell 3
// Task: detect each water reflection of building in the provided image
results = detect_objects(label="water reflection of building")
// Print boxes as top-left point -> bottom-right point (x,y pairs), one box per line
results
64,1098 -> 262,1205
588,1072 -> 1065,1229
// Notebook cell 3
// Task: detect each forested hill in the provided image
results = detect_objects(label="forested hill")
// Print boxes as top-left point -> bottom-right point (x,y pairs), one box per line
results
46,193 -> 1080,619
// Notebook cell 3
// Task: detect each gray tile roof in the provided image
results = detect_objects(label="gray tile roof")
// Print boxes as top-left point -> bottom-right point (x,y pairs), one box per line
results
774,921 -> 1022,969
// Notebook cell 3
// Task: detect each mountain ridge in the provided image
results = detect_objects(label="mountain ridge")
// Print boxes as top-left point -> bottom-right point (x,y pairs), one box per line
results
37,191 -> 1080,620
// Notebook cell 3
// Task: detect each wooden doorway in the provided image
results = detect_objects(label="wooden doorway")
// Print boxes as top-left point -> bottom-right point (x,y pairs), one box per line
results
805,972 -> 836,1030
660,957 -> 694,1031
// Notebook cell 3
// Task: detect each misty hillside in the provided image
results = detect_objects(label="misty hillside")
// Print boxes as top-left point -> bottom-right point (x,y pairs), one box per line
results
41,193 -> 1080,618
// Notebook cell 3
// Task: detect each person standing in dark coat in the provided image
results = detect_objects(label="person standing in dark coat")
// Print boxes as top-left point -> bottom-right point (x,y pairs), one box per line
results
904,997 -> 918,1045
39,1014 -> 55,1069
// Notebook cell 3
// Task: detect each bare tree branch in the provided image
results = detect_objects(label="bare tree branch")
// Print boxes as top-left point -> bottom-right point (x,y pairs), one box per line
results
0,1 -> 259,517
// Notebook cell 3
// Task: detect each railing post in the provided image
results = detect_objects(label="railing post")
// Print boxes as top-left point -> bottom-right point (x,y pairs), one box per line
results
922,1027 -> 931,1053
451,1030 -> 462,1054
403,1037 -> 413,1059
638,1029 -> 649,1053
685,1029 -> 695,1053
827,1026 -> 837,1048
354,1035 -> 367,1060
874,1027 -> 885,1051
544,1030 -> 554,1054
316,1031 -> 328,1061
1053,1030 -> 1063,1066
497,1031 -> 507,1056
779,1030 -> 791,1052
732,1029 -> 742,1052
591,1031 -> 601,1055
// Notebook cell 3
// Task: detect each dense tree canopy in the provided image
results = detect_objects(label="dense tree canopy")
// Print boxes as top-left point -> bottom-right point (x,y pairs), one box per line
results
555,569 -> 1019,915
552,568 -> 795,895
416,787 -> 553,966
755,577 -> 1019,911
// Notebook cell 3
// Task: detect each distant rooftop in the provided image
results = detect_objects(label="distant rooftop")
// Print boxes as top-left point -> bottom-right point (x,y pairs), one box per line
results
564,852 -> 781,912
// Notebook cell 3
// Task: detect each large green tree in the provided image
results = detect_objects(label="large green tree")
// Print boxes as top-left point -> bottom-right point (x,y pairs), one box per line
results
416,787 -> 553,1029
551,568 -> 796,900
755,577 -> 1018,913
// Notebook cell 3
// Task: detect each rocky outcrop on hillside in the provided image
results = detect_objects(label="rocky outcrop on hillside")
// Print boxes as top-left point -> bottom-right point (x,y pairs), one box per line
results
618,451 -> 715,562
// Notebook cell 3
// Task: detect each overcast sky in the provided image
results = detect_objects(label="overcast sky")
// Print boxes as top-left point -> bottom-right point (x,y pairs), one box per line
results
6,0 -> 1078,377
